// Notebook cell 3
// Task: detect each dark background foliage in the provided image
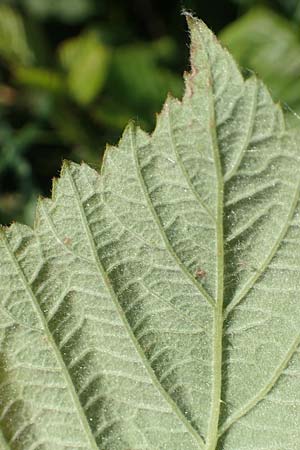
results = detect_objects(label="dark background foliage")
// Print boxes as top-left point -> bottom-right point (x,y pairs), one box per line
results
0,0 -> 299,225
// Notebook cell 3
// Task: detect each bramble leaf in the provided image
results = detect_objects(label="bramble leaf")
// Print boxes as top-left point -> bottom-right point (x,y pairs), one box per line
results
1,14 -> 300,450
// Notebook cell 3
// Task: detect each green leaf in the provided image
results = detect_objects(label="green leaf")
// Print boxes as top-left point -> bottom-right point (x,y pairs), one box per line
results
58,30 -> 110,105
0,5 -> 34,65
14,66 -> 64,93
231,0 -> 300,23
219,7 -> 300,116
1,14 -> 300,450
19,0 -> 95,22
109,38 -> 183,112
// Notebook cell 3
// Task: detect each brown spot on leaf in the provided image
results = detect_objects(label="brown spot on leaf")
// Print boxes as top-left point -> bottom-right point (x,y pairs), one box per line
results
63,237 -> 72,246
195,268 -> 207,279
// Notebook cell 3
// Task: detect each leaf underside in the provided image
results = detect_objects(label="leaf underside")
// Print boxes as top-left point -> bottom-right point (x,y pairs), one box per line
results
1,14 -> 300,450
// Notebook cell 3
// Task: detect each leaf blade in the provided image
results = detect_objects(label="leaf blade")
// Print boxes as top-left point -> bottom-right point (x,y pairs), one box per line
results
1,14 -> 300,450
0,224 -> 99,450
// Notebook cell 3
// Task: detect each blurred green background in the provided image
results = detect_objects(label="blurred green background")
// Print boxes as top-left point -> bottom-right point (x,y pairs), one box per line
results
0,0 -> 299,225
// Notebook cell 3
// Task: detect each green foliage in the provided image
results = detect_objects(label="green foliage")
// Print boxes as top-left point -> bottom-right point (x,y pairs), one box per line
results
232,0 -> 300,23
220,7 -> 300,118
1,15 -> 300,450
0,2 -> 185,226
1,0 -> 300,229
59,30 -> 110,105
8,0 -> 95,22
0,4 -> 34,65
108,38 -> 182,124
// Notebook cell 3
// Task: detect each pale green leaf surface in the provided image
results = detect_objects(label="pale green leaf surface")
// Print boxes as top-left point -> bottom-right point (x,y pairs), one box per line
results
1,15 -> 300,450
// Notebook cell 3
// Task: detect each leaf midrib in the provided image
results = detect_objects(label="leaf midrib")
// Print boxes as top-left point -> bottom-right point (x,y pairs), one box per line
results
193,23 -> 225,450
65,164 -> 206,449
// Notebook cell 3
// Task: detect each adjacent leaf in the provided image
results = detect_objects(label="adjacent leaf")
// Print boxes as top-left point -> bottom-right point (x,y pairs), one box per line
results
231,0 -> 300,23
15,67 -> 64,93
1,14 -> 300,450
220,7 -> 300,116
19,0 -> 95,22
58,30 -> 110,105
108,38 -> 183,114
0,4 -> 34,65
